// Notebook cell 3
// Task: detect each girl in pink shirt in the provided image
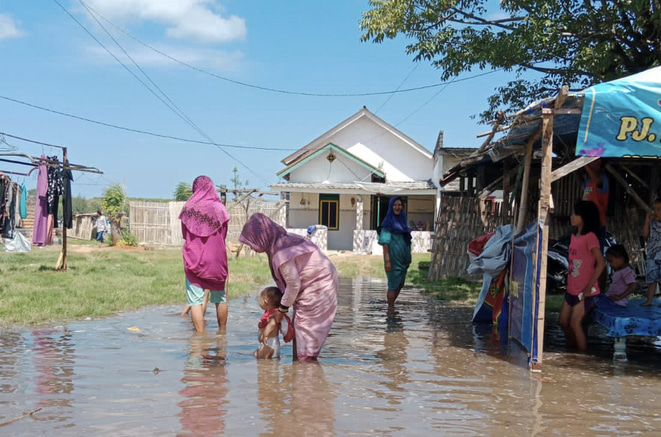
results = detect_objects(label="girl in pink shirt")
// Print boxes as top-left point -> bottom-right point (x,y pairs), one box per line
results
560,201 -> 606,352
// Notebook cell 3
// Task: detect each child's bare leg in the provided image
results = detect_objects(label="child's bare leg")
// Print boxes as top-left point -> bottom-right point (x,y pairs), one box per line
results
181,305 -> 192,317
216,303 -> 228,330
202,290 -> 210,315
559,300 -> 575,347
570,302 -> 588,352
190,305 -> 205,333
643,283 -> 657,306
255,344 -> 274,359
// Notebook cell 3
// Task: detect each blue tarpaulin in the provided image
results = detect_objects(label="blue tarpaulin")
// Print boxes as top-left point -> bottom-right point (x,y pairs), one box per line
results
509,223 -> 538,356
592,296 -> 661,338
576,66 -> 661,158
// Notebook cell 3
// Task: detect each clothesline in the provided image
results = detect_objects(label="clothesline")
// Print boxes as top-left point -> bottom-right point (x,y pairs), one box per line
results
0,131 -> 66,150
0,153 -> 103,174
0,169 -> 30,177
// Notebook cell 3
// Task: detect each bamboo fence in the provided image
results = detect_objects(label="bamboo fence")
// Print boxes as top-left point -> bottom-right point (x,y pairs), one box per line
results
128,199 -> 287,247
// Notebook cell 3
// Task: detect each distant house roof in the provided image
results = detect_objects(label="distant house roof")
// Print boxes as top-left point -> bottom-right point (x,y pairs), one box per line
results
272,180 -> 436,196
277,143 -> 385,179
282,107 -> 432,166
437,147 -> 478,157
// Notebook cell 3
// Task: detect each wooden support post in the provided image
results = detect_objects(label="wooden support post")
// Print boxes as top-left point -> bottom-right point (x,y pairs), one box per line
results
56,147 -> 69,271
503,162 -> 511,218
531,108 -> 554,371
531,86 -> 567,371
516,134 -> 536,232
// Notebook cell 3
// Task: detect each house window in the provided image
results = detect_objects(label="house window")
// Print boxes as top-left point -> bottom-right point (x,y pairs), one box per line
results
319,194 -> 339,230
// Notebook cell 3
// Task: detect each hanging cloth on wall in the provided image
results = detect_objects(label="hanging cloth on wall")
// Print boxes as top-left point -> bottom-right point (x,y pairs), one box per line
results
32,157 -> 49,246
19,182 -> 27,220
62,166 -> 73,229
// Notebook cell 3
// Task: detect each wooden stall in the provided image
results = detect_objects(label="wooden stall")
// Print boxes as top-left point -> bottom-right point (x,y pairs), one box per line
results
431,69 -> 661,369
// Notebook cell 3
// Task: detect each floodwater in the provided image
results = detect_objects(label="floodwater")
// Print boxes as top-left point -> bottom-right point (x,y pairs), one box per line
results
2,278 -> 661,436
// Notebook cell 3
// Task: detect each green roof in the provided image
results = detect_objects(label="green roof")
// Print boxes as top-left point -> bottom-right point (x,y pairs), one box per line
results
277,143 -> 385,179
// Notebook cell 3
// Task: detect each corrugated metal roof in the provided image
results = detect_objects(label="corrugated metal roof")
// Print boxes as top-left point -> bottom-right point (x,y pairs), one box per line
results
272,180 -> 437,195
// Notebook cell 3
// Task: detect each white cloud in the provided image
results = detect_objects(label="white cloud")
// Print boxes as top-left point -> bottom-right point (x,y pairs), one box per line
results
84,0 -> 246,44
85,42 -> 244,71
0,14 -> 25,40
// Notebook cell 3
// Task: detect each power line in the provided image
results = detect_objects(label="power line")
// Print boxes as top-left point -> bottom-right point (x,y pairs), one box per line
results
78,1 -> 502,98
0,95 -> 295,151
53,0 -> 267,184
77,0 -> 203,138
375,64 -> 419,114
395,83 -> 451,127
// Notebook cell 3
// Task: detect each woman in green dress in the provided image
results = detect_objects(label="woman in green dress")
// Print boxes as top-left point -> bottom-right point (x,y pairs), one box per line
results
378,197 -> 412,311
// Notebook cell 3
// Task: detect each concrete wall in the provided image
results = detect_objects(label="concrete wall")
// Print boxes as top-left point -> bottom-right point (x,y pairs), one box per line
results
288,227 -> 328,251
354,230 -> 431,254
287,193 -> 358,251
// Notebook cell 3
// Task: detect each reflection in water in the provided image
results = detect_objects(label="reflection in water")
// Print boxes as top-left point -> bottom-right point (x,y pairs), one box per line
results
1,278 -> 661,435
33,329 -> 75,425
178,332 -> 228,436
258,362 -> 335,437
0,332 -> 23,395
375,311 -> 409,406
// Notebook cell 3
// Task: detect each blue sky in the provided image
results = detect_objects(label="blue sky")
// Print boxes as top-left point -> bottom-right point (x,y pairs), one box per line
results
0,0 -> 532,198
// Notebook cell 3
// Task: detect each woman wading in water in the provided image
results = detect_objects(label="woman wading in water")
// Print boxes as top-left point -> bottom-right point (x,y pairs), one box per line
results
180,176 -> 230,333
240,213 -> 338,361
378,197 -> 412,311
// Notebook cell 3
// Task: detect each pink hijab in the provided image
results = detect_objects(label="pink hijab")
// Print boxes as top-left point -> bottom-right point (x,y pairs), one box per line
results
180,176 -> 230,290
239,213 -> 317,289
180,176 -> 229,237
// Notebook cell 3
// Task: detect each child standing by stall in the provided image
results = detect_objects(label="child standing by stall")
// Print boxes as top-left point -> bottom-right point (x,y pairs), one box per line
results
560,201 -> 607,352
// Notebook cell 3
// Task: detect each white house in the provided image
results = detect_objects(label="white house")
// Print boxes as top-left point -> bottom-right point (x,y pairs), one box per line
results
272,107 -> 437,253
431,131 -> 478,212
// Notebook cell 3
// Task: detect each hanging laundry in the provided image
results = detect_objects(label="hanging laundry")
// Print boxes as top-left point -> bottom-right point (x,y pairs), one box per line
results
14,183 -> 22,226
62,166 -> 74,229
19,182 -> 28,220
32,157 -> 49,246
4,182 -> 16,238
0,174 -> 8,236
47,155 -> 64,217
0,174 -> 7,227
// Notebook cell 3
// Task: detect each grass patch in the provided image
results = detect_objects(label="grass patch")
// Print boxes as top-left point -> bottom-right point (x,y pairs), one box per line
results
0,244 -> 273,327
409,260 -> 481,304
1,246 -> 483,327
330,253 -> 481,304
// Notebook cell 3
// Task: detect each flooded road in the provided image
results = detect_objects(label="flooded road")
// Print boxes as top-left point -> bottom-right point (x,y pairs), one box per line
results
2,278 -> 661,436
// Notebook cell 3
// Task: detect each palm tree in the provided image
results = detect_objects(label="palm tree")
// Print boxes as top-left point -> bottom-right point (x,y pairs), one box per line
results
174,182 -> 193,201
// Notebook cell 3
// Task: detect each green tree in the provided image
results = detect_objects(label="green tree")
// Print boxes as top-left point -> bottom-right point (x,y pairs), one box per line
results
361,0 -> 660,121
174,182 -> 193,201
102,184 -> 127,246
230,166 -> 249,201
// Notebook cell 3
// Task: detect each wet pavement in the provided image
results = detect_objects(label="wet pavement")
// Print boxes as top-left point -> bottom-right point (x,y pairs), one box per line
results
1,278 -> 661,436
